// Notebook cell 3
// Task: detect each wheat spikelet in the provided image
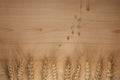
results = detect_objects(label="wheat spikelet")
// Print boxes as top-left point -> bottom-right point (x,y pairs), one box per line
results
64,59 -> 71,80
42,59 -> 48,80
7,61 -> 14,80
72,64 -> 81,80
51,63 -> 58,80
85,61 -> 90,80
17,59 -> 24,80
94,59 -> 103,80
106,60 -> 113,80
28,57 -> 34,80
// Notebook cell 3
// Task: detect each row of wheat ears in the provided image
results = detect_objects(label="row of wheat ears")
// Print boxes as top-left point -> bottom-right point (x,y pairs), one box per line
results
7,57 -> 113,80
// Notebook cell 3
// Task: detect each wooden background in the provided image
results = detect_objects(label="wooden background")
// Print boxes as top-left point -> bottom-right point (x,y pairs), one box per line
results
0,0 -> 120,80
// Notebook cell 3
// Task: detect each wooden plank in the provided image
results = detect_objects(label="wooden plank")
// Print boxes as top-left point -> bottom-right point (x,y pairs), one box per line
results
0,0 -> 120,80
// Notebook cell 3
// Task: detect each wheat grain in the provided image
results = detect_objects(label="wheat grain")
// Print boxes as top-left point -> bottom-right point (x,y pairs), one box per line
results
106,60 -> 113,80
7,61 -> 14,80
28,58 -> 34,80
72,64 -> 81,80
85,61 -> 90,80
86,0 -> 90,11
94,59 -> 103,80
17,59 -> 24,80
51,63 -> 57,80
67,36 -> 70,40
64,59 -> 71,80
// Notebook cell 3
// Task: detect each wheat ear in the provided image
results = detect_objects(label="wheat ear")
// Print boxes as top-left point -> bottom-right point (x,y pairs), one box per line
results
17,59 -> 24,80
64,59 -> 71,80
51,63 -> 58,80
28,58 -> 34,80
42,60 -> 48,80
72,64 -> 81,80
94,59 -> 103,80
85,61 -> 90,80
106,60 -> 113,80
7,61 -> 14,80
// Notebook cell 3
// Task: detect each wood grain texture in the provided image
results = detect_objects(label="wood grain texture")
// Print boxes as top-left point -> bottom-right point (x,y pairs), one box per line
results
0,0 -> 120,80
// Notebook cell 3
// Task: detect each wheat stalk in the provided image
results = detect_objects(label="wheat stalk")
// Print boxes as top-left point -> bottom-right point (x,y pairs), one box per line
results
28,58 -> 34,80
17,59 -> 24,80
94,59 -> 103,80
64,59 -> 71,80
42,59 -> 48,80
106,60 -> 113,80
51,63 -> 57,80
72,64 -> 81,80
85,61 -> 90,80
7,61 -> 14,80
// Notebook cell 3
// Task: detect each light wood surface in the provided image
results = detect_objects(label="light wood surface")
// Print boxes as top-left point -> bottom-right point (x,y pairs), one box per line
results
0,0 -> 120,80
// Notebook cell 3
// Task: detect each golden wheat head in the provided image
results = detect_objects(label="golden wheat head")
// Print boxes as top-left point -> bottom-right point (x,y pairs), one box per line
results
85,61 -> 90,80
42,58 -> 48,80
51,63 -> 58,80
94,59 -> 103,80
72,64 -> 81,80
17,59 -> 24,80
7,61 -> 14,80
106,60 -> 113,80
28,57 -> 34,80
64,58 -> 71,80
